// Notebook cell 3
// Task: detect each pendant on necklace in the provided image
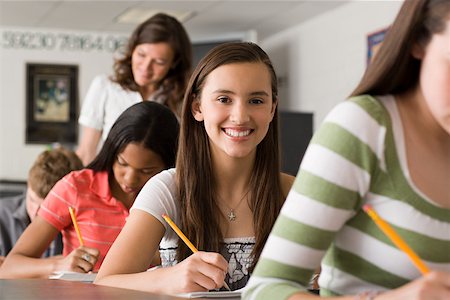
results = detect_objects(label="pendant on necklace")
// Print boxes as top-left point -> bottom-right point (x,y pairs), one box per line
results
228,210 -> 236,222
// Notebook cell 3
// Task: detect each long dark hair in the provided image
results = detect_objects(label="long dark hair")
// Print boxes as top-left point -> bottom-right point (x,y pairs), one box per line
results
351,0 -> 450,96
176,42 -> 283,270
112,13 -> 192,114
88,101 -> 179,177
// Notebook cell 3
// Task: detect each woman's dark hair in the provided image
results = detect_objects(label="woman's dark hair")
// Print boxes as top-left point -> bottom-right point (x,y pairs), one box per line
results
112,13 -> 192,115
351,0 -> 450,96
176,42 -> 283,271
87,101 -> 179,177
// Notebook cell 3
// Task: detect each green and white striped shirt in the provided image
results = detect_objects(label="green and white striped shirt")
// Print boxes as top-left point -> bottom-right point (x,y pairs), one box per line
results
243,95 -> 450,300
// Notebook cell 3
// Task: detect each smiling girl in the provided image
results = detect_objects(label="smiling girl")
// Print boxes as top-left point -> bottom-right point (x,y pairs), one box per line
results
0,101 -> 179,278
94,42 -> 295,294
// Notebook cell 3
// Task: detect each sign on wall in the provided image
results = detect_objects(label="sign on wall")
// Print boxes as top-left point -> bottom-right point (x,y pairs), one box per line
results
1,30 -> 128,53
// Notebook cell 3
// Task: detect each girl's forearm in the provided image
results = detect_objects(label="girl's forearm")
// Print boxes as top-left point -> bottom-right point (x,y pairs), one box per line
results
95,267 -> 169,294
0,254 -> 58,279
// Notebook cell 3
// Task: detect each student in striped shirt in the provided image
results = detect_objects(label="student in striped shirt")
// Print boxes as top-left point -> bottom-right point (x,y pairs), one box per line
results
0,101 -> 179,278
244,0 -> 450,299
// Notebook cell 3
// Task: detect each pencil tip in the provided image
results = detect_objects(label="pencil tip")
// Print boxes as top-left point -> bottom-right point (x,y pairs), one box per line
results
362,204 -> 372,212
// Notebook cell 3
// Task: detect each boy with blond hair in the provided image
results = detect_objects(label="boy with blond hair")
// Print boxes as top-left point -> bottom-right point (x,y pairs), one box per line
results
0,147 -> 83,265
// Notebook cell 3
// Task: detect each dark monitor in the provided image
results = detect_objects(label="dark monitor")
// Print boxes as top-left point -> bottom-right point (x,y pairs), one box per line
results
279,111 -> 313,176
192,40 -> 240,67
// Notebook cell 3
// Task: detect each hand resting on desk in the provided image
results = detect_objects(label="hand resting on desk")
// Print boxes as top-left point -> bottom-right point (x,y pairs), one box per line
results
0,244 -> 99,279
52,246 -> 100,273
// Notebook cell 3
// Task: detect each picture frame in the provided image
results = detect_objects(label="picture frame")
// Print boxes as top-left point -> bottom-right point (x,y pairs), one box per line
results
367,27 -> 388,65
26,63 -> 78,144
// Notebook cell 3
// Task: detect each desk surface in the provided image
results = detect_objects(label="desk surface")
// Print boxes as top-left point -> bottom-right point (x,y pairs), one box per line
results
0,279 -> 187,300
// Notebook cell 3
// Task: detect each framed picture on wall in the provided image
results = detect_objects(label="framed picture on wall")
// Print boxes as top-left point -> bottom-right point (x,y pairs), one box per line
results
26,63 -> 78,144
367,27 -> 388,64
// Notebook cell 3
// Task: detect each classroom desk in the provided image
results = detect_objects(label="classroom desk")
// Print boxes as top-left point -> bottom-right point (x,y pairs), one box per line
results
0,279 -> 188,300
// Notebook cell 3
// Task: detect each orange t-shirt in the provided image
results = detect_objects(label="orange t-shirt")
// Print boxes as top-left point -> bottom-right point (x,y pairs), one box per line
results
39,169 -> 129,270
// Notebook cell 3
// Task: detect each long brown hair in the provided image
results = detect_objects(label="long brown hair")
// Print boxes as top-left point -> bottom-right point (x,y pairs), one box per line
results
351,0 -> 450,97
112,13 -> 192,114
176,42 -> 283,270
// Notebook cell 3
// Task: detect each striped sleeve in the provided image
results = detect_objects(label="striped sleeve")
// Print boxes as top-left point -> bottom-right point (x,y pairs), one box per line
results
39,174 -> 77,230
244,96 -> 387,299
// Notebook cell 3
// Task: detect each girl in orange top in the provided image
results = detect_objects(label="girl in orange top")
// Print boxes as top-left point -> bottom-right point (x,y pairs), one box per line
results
0,101 -> 179,278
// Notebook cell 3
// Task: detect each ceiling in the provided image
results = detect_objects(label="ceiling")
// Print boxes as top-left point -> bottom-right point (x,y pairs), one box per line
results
0,0 -> 347,41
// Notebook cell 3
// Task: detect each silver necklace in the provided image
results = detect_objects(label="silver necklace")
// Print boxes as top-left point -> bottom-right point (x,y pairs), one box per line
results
219,190 -> 250,222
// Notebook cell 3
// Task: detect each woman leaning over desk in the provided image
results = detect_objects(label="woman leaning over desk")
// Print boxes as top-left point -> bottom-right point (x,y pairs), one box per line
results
76,13 -> 191,166
244,0 -> 450,299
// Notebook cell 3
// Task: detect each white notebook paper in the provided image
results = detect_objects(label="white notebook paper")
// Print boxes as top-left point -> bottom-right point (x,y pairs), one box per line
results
176,287 -> 243,299
49,271 -> 97,282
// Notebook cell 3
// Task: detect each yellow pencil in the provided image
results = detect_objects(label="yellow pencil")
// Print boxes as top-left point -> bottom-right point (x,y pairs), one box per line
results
68,206 -> 84,247
363,204 -> 430,275
162,214 -> 231,291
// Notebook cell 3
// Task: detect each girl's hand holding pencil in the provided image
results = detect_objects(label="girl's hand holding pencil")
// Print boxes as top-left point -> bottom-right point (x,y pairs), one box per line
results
55,207 -> 100,273
53,246 -> 100,273
162,214 -> 231,292
169,250 -> 230,293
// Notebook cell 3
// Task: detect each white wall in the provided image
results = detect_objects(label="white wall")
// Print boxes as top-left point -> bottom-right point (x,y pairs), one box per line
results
261,1 -> 402,130
0,27 -> 127,181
